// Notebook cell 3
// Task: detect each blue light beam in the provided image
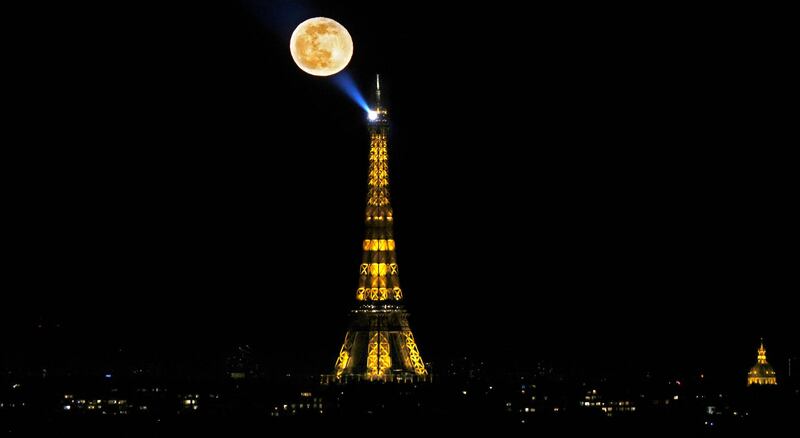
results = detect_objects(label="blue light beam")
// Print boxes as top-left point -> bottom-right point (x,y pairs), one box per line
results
331,72 -> 369,113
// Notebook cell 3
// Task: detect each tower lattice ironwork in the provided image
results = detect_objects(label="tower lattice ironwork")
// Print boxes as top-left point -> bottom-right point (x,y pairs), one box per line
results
325,75 -> 429,384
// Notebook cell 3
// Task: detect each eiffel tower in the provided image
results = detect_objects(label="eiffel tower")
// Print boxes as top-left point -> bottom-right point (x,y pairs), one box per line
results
325,75 -> 430,384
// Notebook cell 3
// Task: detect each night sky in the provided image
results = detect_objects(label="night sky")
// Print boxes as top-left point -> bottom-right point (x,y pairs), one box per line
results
5,2 -> 796,381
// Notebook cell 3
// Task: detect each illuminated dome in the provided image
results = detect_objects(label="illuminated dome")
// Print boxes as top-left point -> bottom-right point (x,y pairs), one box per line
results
747,339 -> 777,386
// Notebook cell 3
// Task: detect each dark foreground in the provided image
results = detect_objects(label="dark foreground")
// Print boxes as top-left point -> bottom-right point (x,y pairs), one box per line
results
2,376 -> 797,435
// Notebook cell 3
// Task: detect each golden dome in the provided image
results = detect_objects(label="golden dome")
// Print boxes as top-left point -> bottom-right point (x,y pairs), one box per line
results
747,339 -> 777,386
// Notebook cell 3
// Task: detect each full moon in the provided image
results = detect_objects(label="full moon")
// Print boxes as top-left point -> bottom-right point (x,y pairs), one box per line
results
289,17 -> 353,77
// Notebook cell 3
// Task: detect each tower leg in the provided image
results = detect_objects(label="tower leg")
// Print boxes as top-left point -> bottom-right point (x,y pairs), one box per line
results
400,330 -> 427,376
334,332 -> 354,378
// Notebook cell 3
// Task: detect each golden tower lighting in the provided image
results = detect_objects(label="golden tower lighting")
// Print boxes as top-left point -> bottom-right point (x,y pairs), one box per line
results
324,75 -> 429,384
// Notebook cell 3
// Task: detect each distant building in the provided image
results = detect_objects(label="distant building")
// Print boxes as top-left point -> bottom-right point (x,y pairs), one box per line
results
269,391 -> 324,417
579,388 -> 635,416
747,339 -> 777,386
226,344 -> 259,380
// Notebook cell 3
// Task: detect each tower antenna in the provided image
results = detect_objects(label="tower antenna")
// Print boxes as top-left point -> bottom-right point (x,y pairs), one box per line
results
375,74 -> 381,108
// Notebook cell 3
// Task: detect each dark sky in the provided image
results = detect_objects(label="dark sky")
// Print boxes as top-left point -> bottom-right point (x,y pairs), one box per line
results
5,1 -> 796,381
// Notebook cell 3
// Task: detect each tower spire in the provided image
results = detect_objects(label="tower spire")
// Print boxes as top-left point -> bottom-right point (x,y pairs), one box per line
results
368,74 -> 387,122
375,74 -> 381,109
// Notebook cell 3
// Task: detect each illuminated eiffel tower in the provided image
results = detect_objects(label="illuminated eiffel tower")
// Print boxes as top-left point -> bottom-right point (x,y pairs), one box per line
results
325,75 -> 429,384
